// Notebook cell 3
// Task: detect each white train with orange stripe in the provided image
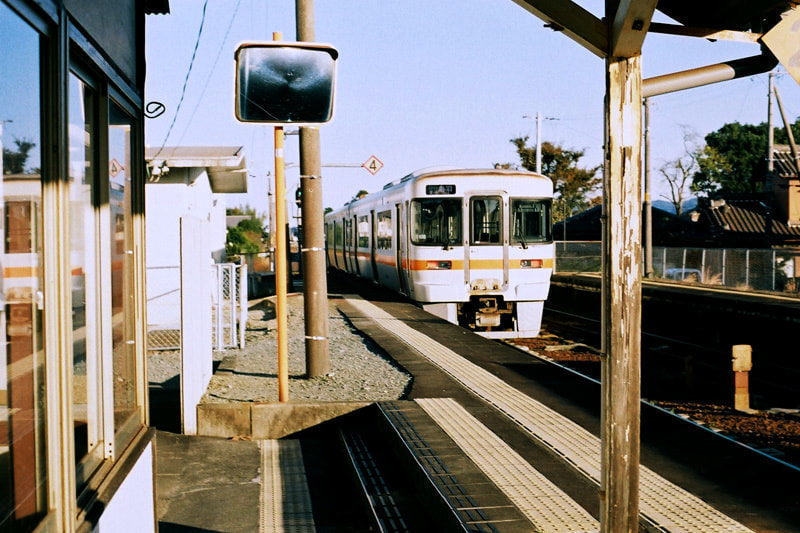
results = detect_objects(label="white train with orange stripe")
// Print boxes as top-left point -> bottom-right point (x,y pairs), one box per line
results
324,167 -> 553,338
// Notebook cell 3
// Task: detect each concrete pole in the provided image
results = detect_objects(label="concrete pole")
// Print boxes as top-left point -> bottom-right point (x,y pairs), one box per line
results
767,73 -> 774,176
296,0 -> 330,378
601,54 -> 643,532
643,98 -> 653,278
536,111 -> 542,174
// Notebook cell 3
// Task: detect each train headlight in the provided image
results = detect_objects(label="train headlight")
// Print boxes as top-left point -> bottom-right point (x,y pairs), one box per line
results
520,259 -> 543,268
426,260 -> 452,270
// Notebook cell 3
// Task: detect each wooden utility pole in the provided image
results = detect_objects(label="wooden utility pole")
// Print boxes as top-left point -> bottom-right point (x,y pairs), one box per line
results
296,0 -> 331,377
601,53 -> 643,532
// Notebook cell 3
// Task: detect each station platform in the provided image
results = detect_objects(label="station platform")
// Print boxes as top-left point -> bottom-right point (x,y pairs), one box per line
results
154,290 -> 799,532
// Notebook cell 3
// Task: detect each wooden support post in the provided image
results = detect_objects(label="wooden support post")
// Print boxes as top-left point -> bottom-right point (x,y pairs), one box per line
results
601,53 -> 643,532
732,344 -> 752,412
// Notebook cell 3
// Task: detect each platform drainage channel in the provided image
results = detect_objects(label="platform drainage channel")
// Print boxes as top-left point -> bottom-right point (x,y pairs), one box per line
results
260,440 -> 315,533
345,295 -> 755,533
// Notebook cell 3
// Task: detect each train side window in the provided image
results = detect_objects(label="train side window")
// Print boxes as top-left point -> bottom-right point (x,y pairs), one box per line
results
376,210 -> 392,250
470,196 -> 501,245
334,221 -> 343,247
511,198 -> 552,245
357,215 -> 369,248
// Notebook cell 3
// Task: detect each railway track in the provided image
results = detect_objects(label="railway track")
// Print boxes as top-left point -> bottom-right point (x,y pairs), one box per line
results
508,308 -> 800,470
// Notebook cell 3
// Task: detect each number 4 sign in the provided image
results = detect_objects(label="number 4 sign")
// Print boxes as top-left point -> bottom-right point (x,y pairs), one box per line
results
362,155 -> 383,175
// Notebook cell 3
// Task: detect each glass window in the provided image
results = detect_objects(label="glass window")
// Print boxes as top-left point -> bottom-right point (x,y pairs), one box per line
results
0,4 -> 48,530
334,222 -> 342,247
410,198 -> 461,246
108,101 -> 138,441
511,198 -> 552,246
357,215 -> 369,248
376,211 -> 391,250
470,196 -> 502,244
68,72 -> 104,477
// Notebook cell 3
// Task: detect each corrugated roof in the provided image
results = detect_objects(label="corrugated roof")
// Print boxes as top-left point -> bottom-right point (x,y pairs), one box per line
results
702,197 -> 800,238
774,145 -> 800,178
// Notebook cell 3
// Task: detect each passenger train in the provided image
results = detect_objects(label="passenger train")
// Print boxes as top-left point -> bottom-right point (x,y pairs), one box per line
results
325,167 -> 554,338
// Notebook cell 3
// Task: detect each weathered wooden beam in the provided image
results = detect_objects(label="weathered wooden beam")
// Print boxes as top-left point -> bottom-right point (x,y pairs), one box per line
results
609,0 -> 658,58
601,53 -> 643,532
648,22 -> 761,43
510,0 -> 608,57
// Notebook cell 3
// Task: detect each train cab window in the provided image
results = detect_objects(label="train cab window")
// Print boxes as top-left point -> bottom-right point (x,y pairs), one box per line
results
410,198 -> 461,247
511,198 -> 552,247
0,5 -> 49,528
376,210 -> 392,250
470,196 -> 502,245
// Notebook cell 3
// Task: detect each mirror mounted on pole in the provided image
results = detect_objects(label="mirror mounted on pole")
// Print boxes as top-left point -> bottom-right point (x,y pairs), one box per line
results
234,41 -> 338,124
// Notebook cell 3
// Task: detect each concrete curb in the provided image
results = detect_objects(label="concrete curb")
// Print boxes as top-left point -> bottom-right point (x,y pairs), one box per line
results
197,401 -> 371,439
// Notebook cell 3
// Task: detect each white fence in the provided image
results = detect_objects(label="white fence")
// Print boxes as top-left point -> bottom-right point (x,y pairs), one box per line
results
554,241 -> 800,294
211,263 -> 248,350
147,262 -> 248,351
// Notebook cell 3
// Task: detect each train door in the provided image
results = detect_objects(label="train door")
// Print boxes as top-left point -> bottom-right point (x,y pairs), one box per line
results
352,215 -> 361,276
466,195 -> 508,289
370,210 -> 378,280
345,217 -> 354,273
395,203 -> 410,295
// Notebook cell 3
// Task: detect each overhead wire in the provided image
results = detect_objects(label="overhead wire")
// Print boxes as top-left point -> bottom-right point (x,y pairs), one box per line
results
176,0 -> 243,146
151,0 -> 210,162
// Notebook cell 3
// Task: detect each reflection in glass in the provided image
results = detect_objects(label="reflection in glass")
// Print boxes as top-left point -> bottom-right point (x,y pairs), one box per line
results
0,4 -> 47,531
109,102 -> 137,439
68,73 -> 102,476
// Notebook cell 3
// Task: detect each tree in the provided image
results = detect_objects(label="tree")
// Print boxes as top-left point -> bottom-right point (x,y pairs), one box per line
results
692,118 -> 800,196
659,126 -> 699,216
225,207 -> 267,258
2,137 -> 36,174
510,137 -> 601,222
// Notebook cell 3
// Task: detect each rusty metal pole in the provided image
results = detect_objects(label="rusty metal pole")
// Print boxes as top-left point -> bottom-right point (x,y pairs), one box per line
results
296,0 -> 330,378
272,35 -> 290,402
601,53 -> 643,532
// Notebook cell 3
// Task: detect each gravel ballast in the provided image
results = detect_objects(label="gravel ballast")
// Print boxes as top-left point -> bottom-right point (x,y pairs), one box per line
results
148,293 -> 412,404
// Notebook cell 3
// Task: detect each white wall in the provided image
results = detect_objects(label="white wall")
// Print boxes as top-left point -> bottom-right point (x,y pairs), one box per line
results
92,442 -> 155,532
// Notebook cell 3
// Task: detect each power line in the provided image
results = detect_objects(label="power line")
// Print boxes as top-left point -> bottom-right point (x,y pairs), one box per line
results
176,0 -> 243,146
151,0 -> 209,162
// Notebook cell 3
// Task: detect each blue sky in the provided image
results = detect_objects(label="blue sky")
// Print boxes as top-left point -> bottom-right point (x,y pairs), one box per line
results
144,0 -> 800,215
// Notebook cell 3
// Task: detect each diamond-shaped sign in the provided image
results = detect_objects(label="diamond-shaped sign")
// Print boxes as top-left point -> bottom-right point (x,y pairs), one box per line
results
362,155 -> 383,175
763,8 -> 800,87
109,158 -> 124,177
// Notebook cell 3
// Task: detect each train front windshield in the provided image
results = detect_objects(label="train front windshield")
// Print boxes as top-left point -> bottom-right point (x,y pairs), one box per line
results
411,198 -> 462,246
511,198 -> 552,246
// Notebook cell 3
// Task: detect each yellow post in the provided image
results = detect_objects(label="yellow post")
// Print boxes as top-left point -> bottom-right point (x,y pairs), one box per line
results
273,31 -> 289,402
732,345 -> 752,412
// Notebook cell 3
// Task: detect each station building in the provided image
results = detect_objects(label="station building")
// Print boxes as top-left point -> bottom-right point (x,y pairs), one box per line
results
0,0 -> 167,530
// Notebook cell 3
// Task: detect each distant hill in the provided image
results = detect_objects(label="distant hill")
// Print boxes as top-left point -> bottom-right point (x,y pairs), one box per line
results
652,198 -> 697,214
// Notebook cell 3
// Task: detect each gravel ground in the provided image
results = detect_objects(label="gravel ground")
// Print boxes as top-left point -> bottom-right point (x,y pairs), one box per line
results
148,293 -> 412,403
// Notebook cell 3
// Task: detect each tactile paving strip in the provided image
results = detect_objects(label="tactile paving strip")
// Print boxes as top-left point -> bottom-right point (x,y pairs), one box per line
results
418,397 -> 599,533
344,295 -> 755,533
260,440 -> 316,533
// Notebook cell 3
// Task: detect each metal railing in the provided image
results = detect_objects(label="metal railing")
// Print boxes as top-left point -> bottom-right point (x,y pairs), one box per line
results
212,263 -> 248,350
553,241 -> 800,295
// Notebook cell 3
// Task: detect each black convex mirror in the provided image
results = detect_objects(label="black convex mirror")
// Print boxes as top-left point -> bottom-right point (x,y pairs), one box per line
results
235,42 -> 338,124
